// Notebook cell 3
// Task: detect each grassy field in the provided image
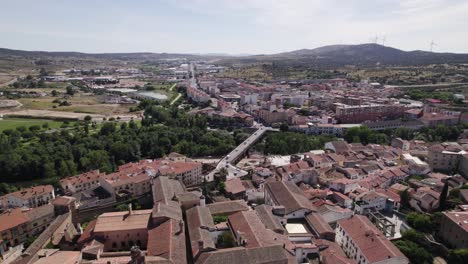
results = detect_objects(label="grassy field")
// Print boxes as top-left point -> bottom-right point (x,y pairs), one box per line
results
0,118 -> 67,132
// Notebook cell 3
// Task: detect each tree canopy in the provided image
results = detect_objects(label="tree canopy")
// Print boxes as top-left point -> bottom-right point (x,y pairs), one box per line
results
0,104 -> 235,184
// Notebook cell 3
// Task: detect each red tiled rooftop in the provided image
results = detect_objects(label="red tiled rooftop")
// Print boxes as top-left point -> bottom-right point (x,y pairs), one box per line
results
7,185 -> 54,200
338,215 -> 408,263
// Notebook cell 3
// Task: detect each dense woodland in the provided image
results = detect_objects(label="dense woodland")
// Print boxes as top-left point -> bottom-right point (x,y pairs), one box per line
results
0,103 -> 235,190
255,132 -> 335,155
344,124 -> 467,145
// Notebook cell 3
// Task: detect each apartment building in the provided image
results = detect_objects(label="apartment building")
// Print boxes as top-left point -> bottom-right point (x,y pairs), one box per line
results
257,108 -> 289,124
420,106 -> 461,127
59,170 -> 105,195
438,211 -> 468,249
0,204 -> 55,248
428,143 -> 467,172
187,85 -> 210,103
306,123 -> 361,137
334,103 -> 405,123
336,215 -> 409,264
354,191 -> 388,214
0,185 -> 55,209
99,159 -> 203,198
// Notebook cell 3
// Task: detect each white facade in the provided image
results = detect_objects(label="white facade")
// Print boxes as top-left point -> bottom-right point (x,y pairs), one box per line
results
240,94 -> 258,105
336,220 -> 408,264
4,188 -> 55,209
354,194 -> 387,214
329,181 -> 359,194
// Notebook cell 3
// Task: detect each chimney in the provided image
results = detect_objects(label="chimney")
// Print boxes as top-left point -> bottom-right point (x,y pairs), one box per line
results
128,203 -> 133,215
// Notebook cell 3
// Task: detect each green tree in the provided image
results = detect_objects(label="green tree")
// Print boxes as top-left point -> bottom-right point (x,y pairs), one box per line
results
394,240 -> 432,264
406,212 -> 433,233
29,125 -> 41,132
217,232 -> 236,248
213,215 -> 228,224
400,189 -> 411,209
438,181 -> 449,211
279,123 -> 289,132
66,86 -> 75,96
447,248 -> 468,264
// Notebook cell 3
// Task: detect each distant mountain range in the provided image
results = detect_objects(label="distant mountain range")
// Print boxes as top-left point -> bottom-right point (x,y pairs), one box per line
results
1,44 -> 468,67
0,47 -> 210,61
222,44 -> 468,67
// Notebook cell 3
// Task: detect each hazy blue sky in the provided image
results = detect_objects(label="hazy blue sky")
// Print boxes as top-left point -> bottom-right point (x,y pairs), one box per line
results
1,0 -> 467,54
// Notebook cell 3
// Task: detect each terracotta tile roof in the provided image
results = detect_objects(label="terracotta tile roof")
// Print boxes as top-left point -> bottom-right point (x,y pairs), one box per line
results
152,201 -> 182,221
375,189 -> 400,203
0,204 -> 54,232
34,250 -> 81,264
443,211 -> 468,232
52,196 -> 76,207
315,239 -> 356,264
228,211 -> 263,248
337,215 -> 408,263
196,245 -> 288,264
359,191 -> 388,202
78,219 -> 97,244
105,159 -> 201,188
0,208 -> 30,232
24,203 -> 54,220
7,185 -> 54,200
327,141 -> 350,154
278,161 -> 311,174
60,170 -> 104,188
333,191 -> 352,201
305,213 -> 334,238
326,153 -> 346,163
225,178 -> 246,195
265,181 -> 317,214
186,206 -> 216,257
93,209 -> 152,233
254,205 -> 284,233
228,210 -> 295,256
152,176 -> 185,204
206,200 -> 249,216
147,218 -> 186,263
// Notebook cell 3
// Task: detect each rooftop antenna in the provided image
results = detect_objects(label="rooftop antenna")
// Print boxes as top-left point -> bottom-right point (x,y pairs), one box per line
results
381,36 -> 386,46
430,40 -> 437,52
